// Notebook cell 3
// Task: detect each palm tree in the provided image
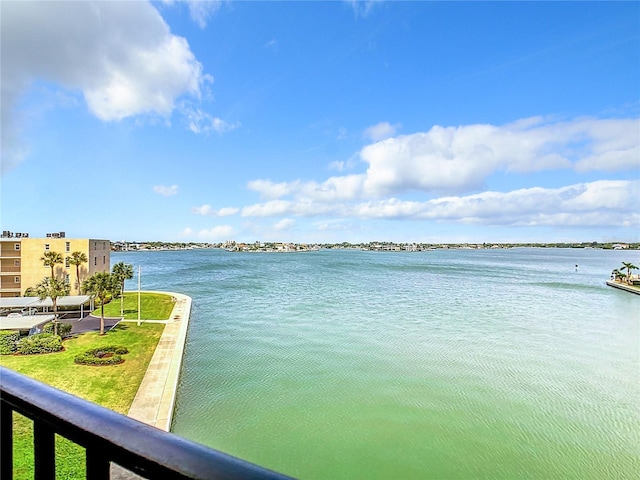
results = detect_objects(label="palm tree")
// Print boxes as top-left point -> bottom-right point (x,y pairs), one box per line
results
41,251 -> 64,279
82,272 -> 120,335
612,269 -> 626,282
23,286 -> 38,297
112,262 -> 134,317
35,276 -> 70,336
68,251 -> 88,293
621,262 -> 638,284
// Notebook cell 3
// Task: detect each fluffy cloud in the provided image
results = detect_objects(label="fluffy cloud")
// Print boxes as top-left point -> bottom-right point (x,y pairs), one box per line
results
1,1 -> 212,174
247,179 -> 302,199
153,185 -> 179,197
363,122 -> 401,142
184,0 -> 222,29
181,104 -> 239,134
359,117 -> 639,196
239,180 -> 639,228
196,225 -> 235,239
192,205 -> 239,216
245,116 -> 639,201
274,218 -> 295,231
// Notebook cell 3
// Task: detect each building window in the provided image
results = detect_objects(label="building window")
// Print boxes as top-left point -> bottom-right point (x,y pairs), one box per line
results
14,243 -> 20,251
103,242 -> 106,250
65,274 -> 70,284
94,242 -> 97,249
14,276 -> 20,283
65,242 -> 70,252
94,257 -> 97,266
44,244 -> 50,251
65,257 -> 70,268
14,260 -> 20,267
103,256 -> 106,264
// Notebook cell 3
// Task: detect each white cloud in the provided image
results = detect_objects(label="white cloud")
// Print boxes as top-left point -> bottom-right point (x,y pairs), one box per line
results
192,204 -> 239,216
329,161 -> 347,171
247,179 -> 302,199
572,118 -> 640,171
185,0 -> 222,29
265,39 -> 278,50
241,199 -> 342,217
363,122 -> 400,142
218,207 -> 240,216
346,0 -> 383,17
153,185 -> 179,197
1,1 -> 213,174
239,180 -> 639,228
181,104 -> 239,134
359,121 -> 548,196
274,218 -> 295,231
245,116 -> 639,201
160,0 -> 223,28
197,225 -> 235,239
329,152 -> 359,172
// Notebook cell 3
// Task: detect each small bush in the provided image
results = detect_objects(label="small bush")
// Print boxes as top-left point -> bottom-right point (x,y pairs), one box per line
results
17,333 -> 63,355
74,345 -> 129,366
0,330 -> 20,355
43,322 -> 73,338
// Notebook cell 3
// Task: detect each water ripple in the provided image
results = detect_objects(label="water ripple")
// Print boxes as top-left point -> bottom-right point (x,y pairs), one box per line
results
116,248 -> 640,479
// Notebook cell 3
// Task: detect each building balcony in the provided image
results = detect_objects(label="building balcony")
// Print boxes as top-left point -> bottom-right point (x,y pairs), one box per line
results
0,287 -> 21,294
0,367 -> 291,480
0,267 -> 21,273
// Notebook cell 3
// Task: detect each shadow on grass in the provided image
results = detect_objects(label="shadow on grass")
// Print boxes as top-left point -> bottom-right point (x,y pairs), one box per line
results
111,324 -> 130,331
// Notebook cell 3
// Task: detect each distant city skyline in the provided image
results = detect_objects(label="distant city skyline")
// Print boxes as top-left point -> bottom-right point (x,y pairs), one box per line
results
2,1 -> 639,244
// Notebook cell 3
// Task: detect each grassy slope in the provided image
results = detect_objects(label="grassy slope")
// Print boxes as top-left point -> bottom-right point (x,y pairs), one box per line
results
95,292 -> 175,320
1,323 -> 165,479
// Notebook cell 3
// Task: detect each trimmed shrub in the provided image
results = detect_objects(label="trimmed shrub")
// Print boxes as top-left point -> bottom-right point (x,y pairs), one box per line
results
74,345 -> 129,366
0,330 -> 20,355
16,333 -> 63,355
43,322 -> 73,338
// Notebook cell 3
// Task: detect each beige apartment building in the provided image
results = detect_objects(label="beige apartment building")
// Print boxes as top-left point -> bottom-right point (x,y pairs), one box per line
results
0,233 -> 110,297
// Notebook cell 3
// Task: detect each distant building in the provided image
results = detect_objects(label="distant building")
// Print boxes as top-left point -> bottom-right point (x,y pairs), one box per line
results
612,244 -> 629,250
0,232 -> 110,297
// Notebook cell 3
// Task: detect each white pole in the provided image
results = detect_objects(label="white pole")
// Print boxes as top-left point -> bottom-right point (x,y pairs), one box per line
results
137,265 -> 141,326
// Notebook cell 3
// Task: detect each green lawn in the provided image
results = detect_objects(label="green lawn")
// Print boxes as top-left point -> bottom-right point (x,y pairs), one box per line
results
0,323 -> 165,479
94,291 -> 175,320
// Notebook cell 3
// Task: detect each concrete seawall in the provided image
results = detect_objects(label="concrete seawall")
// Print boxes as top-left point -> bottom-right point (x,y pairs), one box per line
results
606,280 -> 640,295
124,291 -> 192,431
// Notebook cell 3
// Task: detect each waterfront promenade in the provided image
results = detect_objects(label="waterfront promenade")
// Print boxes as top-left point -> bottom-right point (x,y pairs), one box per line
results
124,291 -> 192,431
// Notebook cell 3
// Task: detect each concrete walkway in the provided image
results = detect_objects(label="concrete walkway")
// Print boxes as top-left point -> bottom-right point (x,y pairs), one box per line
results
606,280 -> 640,295
124,291 -> 192,431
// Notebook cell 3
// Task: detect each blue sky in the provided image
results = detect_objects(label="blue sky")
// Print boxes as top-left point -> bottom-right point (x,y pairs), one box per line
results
1,1 -> 639,244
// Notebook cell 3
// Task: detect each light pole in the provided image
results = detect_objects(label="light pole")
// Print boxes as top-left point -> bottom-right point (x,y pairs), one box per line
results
137,265 -> 141,326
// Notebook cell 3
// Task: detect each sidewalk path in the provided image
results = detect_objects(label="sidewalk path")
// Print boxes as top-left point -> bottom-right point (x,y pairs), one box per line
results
124,291 -> 192,432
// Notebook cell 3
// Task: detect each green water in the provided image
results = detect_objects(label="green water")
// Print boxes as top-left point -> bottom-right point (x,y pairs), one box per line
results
115,248 -> 640,479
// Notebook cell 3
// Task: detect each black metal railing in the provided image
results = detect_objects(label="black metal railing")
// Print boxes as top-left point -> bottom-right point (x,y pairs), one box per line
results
0,366 -> 292,479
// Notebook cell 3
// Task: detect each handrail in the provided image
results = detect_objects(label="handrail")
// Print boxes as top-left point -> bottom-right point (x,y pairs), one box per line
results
0,366 -> 292,479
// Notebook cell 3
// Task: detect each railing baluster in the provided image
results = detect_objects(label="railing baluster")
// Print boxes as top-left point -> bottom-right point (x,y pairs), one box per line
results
86,448 -> 110,480
0,401 -> 14,480
1,367 -> 291,480
33,420 -> 56,480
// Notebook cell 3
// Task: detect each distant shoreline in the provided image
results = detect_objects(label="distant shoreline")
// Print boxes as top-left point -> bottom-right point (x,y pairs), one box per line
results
112,242 -> 640,252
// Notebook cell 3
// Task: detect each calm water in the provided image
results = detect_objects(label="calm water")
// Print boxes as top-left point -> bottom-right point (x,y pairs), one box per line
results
114,248 -> 640,479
